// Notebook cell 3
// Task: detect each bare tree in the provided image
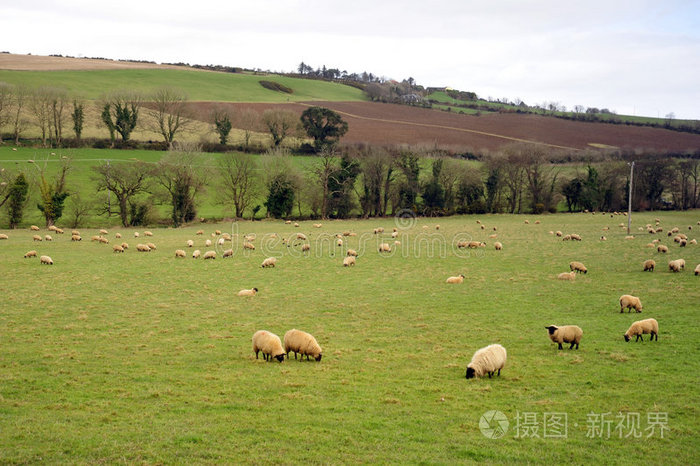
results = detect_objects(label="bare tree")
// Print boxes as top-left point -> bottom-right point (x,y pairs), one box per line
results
93,160 -> 153,227
262,109 -> 298,147
49,87 -> 68,146
11,85 -> 29,145
217,152 -> 258,218
0,82 -> 12,140
236,108 -> 260,151
148,87 -> 191,148
65,192 -> 95,228
29,87 -> 53,147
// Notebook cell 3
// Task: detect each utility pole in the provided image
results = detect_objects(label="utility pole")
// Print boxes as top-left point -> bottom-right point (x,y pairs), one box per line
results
627,161 -> 634,235
107,159 -> 111,217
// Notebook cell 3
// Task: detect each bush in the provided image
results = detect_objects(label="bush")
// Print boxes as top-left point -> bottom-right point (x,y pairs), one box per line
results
259,80 -> 293,94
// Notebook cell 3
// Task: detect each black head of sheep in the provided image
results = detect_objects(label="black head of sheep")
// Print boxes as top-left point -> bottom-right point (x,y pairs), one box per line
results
465,367 -> 476,379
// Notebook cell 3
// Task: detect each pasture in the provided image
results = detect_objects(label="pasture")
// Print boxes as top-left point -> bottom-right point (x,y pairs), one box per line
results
1,212 -> 699,463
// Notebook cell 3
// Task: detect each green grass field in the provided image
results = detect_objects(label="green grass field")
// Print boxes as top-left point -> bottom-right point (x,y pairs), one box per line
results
0,69 -> 365,103
1,212 -> 698,463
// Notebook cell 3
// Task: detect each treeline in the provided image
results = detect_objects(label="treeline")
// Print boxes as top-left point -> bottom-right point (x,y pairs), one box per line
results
2,142 -> 698,230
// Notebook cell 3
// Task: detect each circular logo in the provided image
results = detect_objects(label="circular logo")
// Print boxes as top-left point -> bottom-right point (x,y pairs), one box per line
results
394,208 -> 417,230
479,410 -> 509,439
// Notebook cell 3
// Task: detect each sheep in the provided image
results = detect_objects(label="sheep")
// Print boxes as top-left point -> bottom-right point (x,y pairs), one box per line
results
570,234 -> 582,241
192,249 -> 201,259
285,220 -> 292,225
136,243 -> 151,252
657,245 -> 668,253
394,240 -> 401,246
446,274 -> 465,284
294,222 -> 299,227
217,237 -> 225,246
562,235 -> 572,241
175,249 -> 186,258
600,236 -> 607,241
625,235 -> 635,240
435,224 -> 440,230
237,287 -> 258,297
134,231 -> 140,238
205,239 -> 212,247
569,261 -> 587,274
480,225 -> 485,230
121,242 -> 129,250
313,223 -> 322,228
465,344 -> 507,379
145,242 -> 156,250
24,250 -> 37,258
44,235 -> 53,241
252,330 -> 285,362
343,256 -> 356,267
33,235 -> 42,242
457,240 -> 468,249
619,295 -> 643,313
679,239 -> 687,247
99,229 -> 108,235
223,249 -> 233,258
557,271 -> 576,281
378,243 -> 391,253
301,243 -> 310,252
494,241 -> 503,250
645,243 -> 656,248
203,250 -> 216,260
624,318 -> 659,342
347,249 -> 358,257
0,234 -> 8,240
40,255 -> 53,265
336,238 -> 343,247
343,231 -> 353,236
243,242 -> 255,250
555,231 -> 563,237
668,259 -> 685,272
391,231 -> 399,238
112,245 -> 125,253
690,239 -> 697,245
115,233 -> 122,239
535,220 -> 541,224
98,237 -> 109,244
196,230 -> 203,235
524,219 -> 530,224
297,233 -> 307,241
467,241 -> 484,249
284,329 -> 323,362
71,234 -> 82,241
54,228 -> 64,234
144,231 -> 153,237
643,259 -> 656,272
261,256 -> 277,268
71,230 -> 80,236
489,234 -> 497,239
30,225 -> 40,231
695,264 -> 700,276
545,325 -> 583,350
215,230 -> 222,236
187,239 -> 194,248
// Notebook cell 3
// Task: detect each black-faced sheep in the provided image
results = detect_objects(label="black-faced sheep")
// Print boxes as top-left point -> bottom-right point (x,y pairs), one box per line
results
657,244 -> 668,253
0,234 -> 8,240
40,255 -> 53,265
284,329 -> 323,361
223,249 -> 233,258
668,259 -> 685,272
624,318 -> 659,342
175,249 -> 186,258
620,295 -> 642,313
494,241 -> 503,250
237,287 -> 258,297
343,256 -> 356,267
643,259 -> 655,272
465,344 -> 507,379
545,325 -> 583,349
261,256 -> 277,268
203,250 -> 216,260
192,249 -> 201,259
24,250 -> 37,258
446,274 -> 465,284
113,245 -> 125,253
252,330 -> 285,362
569,261 -> 587,274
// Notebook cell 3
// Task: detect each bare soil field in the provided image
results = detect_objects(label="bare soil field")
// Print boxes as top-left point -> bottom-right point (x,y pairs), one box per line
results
0,53 -> 183,71
190,101 -> 700,153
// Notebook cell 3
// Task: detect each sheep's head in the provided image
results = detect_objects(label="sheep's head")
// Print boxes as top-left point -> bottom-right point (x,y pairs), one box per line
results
545,325 -> 558,336
624,334 -> 631,342
315,354 -> 322,362
465,367 -> 476,379
253,287 -> 258,292
274,354 -> 285,363
459,274 -> 465,278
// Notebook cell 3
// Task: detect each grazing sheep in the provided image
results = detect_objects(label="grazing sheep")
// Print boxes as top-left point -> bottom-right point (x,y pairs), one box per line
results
297,233 -> 307,241
112,245 -> 125,253
146,242 -> 156,250
570,234 -> 582,241
284,329 -> 323,361
196,230 -> 203,235
657,245 -> 668,253
175,249 -> 186,258
569,261 -> 587,274
668,259 -> 685,272
695,264 -> 700,275
244,234 -> 256,242
205,239 -> 212,247
294,222 -> 299,227
336,238 -> 343,247
489,234 -> 497,239
467,241 -> 485,249
24,250 -> 37,258
545,325 -> 583,350
391,231 -> 399,238
347,249 -> 358,257
71,234 -> 82,241
192,249 -> 201,259
134,231 -> 140,238
238,287 -> 258,297
285,220 -> 292,224
524,219 -> 530,224
378,243 -> 391,253
679,239 -> 687,247
243,242 -> 255,250
465,344 -> 507,379
643,259 -> 656,272
600,236 -> 607,241
313,223 -> 322,228
99,229 -> 108,235
223,249 -> 233,258
222,233 -> 232,241
624,318 -> 659,342
30,225 -> 40,231
187,239 -> 194,248
645,243 -> 656,248
620,295 -> 643,313
121,242 -> 129,250
0,234 -> 8,240
625,235 -> 635,240
215,230 -> 221,236
33,235 -> 42,242
203,250 -> 216,260
136,244 -> 151,252
252,330 -> 285,362
71,230 -> 80,236
343,256 -> 356,267
555,231 -> 563,237
301,243 -> 310,252
44,235 -> 53,241
40,255 -> 53,265
494,242 -> 503,250
394,240 -> 401,246
144,231 -> 153,237
557,271 -> 576,281
457,240 -> 468,248
261,257 -> 277,268
98,237 -> 109,244
115,233 -> 122,239
446,274 -> 465,284
480,225 -> 485,230
690,239 -> 697,245
217,237 -> 225,246
562,235 -> 572,241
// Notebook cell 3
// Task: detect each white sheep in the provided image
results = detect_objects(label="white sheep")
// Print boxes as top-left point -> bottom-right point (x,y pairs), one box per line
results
378,243 -> 391,253
30,225 -> 40,231
40,255 -> 53,265
252,330 -> 285,362
24,250 -> 37,258
446,274 -> 465,284
643,259 -> 655,272
71,230 -> 80,236
494,241 -> 503,250
261,257 -> 277,268
243,242 -> 255,250
134,231 -> 140,238
297,233 -> 307,241
657,244 -> 668,253
136,244 -> 151,252
668,259 -> 685,272
192,249 -> 201,259
33,235 -> 42,242
347,249 -> 358,257
99,229 -> 108,235
115,233 -> 122,239
284,329 -> 323,361
175,249 -> 186,258
146,242 -> 156,250
215,230 -> 222,236
237,287 -> 258,297
98,237 -> 109,244
187,239 -> 194,248
205,239 -> 212,247
619,295 -> 643,313
557,271 -> 576,281
223,249 -> 233,258
71,235 -> 82,241
121,242 -> 129,250
695,264 -> 700,276
569,261 -> 587,274
545,325 -> 583,349
624,318 -> 659,342
301,244 -> 310,252
203,250 -> 216,260
0,234 -> 8,240
196,230 -> 203,235
343,256 -> 356,267
112,245 -> 125,253
144,231 -> 153,237
465,344 -> 507,379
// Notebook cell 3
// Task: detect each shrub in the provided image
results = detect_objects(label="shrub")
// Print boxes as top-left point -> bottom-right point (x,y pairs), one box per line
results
259,80 -> 293,94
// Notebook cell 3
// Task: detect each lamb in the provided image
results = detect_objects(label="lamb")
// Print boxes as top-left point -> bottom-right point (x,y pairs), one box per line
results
136,243 -> 151,252
619,295 -> 643,313
378,243 -> 391,252
343,256 -> 356,267
465,344 -> 507,379
557,271 -> 576,281
261,256 -> 277,268
203,250 -> 216,260
71,234 -> 81,241
144,231 -> 153,237
284,329 -> 323,361
237,287 -> 258,297
643,259 -> 656,272
175,249 -> 186,258
657,245 -> 668,253
44,235 -> 53,241
24,250 -> 37,258
223,249 -> 233,258
347,249 -> 358,257
33,235 -> 42,242
217,237 -> 225,246
252,330 -> 285,362
112,245 -> 125,253
569,261 -> 587,274
624,318 -> 659,342
668,259 -> 685,272
446,274 -> 465,284
0,234 -> 8,240
187,239 -> 194,248
192,249 -> 201,259
40,255 -> 53,265
494,241 -> 503,250
545,325 -> 583,349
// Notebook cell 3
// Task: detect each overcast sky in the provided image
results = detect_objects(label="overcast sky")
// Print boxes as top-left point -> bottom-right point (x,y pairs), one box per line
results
4,0 -> 700,119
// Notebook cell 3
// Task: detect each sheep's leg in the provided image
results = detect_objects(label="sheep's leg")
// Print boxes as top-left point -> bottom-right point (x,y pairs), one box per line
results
488,372 -> 492,378
636,335 -> 641,342
569,342 -> 575,349
255,350 -> 259,359
558,343 -> 563,350
497,369 -> 501,376
576,343 -> 579,349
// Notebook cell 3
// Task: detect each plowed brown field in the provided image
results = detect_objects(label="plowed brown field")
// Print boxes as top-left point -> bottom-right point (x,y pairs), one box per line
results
189,101 -> 700,153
